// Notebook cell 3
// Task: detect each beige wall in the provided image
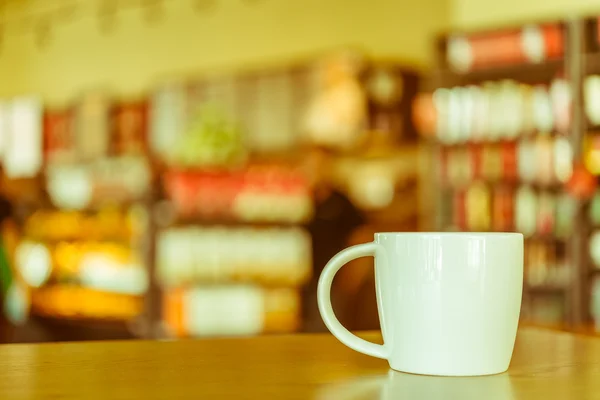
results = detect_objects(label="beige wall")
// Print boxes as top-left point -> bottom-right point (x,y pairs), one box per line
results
6,0 -> 599,104
452,0 -> 600,29
0,0 -> 449,105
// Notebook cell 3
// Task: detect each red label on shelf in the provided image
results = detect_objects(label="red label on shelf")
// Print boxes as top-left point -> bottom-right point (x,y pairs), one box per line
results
469,30 -> 525,69
112,102 -> 148,155
44,110 -> 74,162
501,142 -> 518,182
469,144 -> 483,180
164,166 -> 312,221
76,93 -> 110,161
536,193 -> 555,236
542,24 -> 563,59
493,187 -> 514,232
449,23 -> 563,71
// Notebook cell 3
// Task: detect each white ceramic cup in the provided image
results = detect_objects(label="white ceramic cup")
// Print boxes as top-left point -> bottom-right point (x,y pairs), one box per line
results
317,232 -> 523,376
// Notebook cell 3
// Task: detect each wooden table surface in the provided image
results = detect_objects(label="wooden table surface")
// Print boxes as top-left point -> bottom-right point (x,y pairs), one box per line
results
1,327 -> 600,399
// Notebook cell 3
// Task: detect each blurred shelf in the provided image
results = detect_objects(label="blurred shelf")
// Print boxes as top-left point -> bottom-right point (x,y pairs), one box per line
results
161,216 -> 311,229
437,132 -> 566,147
159,276 -> 309,290
30,286 -> 143,320
333,143 -> 421,160
22,314 -> 138,342
21,237 -> 134,246
441,181 -> 566,193
31,313 -> 134,329
432,19 -> 585,328
37,200 -> 150,214
522,235 -> 570,244
585,53 -> 600,74
434,59 -> 564,87
162,144 -> 422,168
8,319 -> 137,344
37,274 -> 147,296
525,285 -> 567,295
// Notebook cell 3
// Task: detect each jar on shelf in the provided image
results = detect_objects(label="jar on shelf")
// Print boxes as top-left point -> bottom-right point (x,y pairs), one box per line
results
532,85 -> 554,134
517,140 -> 537,183
553,137 -> 573,183
536,192 -> 556,236
492,186 -> 514,232
515,186 -> 537,237
535,136 -> 554,186
555,193 -> 576,238
466,183 -> 491,231
501,142 -> 518,182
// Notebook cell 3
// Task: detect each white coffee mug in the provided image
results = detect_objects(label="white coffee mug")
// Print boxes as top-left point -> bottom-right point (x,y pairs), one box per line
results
317,232 -> 523,376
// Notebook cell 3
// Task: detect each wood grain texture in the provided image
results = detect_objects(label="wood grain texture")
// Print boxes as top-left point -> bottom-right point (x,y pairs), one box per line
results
0,327 -> 599,399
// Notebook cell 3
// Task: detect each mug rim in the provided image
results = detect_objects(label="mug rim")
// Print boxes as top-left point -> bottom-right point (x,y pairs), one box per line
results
374,232 -> 523,238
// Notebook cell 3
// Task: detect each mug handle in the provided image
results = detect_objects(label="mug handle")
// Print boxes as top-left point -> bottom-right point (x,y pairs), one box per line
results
317,242 -> 389,360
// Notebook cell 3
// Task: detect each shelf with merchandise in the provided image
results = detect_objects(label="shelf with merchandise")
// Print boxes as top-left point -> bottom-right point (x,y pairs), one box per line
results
437,22 -> 565,81
433,132 -> 568,147
162,285 -> 301,338
7,189 -> 152,339
580,16 -> 600,332
30,285 -> 143,322
434,60 -> 565,88
441,186 -> 575,238
42,156 -> 153,212
0,50 -> 424,341
14,237 -> 147,296
440,179 -> 567,193
159,165 -> 314,226
153,150 -> 315,332
152,154 -> 318,337
153,160 -> 315,337
425,18 -> 586,328
414,78 -> 572,147
155,225 -> 312,289
22,207 -> 143,242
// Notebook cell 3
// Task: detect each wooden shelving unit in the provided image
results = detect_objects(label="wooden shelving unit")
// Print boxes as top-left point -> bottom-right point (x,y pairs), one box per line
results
2,53 -> 423,342
424,19 -> 588,328
422,17 -> 600,330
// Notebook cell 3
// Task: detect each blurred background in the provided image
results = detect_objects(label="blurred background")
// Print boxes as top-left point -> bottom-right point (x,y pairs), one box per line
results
0,0 -> 599,343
